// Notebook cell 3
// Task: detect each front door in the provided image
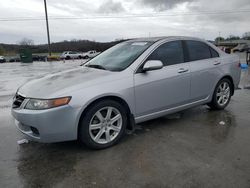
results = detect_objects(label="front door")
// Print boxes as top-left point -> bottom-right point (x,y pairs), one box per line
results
134,40 -> 191,117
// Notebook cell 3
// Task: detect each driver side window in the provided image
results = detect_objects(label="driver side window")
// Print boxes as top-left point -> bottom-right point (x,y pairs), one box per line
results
147,40 -> 184,66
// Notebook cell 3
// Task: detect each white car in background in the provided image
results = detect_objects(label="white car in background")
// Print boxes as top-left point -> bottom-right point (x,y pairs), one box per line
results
60,51 -> 84,60
0,56 -> 6,63
83,50 -> 100,59
232,44 -> 249,53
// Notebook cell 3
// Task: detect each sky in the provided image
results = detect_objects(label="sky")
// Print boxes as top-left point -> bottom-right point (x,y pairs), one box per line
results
0,0 -> 250,44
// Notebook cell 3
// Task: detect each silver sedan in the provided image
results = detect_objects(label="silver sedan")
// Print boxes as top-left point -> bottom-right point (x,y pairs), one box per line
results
12,36 -> 241,149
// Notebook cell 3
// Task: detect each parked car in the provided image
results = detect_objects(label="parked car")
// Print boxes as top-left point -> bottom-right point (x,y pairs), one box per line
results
218,46 -> 232,54
9,56 -> 21,62
83,50 -> 100,59
232,43 -> 249,52
32,55 -> 47,61
12,36 -> 241,149
0,56 -> 6,63
60,51 -> 83,60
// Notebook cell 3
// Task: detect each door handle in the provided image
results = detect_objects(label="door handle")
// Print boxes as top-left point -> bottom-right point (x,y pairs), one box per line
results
178,68 -> 189,73
213,61 -> 221,65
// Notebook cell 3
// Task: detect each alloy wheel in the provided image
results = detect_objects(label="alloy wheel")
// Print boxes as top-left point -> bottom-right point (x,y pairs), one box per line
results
89,107 -> 122,144
216,82 -> 230,106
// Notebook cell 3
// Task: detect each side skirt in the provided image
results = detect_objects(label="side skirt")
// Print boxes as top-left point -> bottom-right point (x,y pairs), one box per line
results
134,96 -> 210,124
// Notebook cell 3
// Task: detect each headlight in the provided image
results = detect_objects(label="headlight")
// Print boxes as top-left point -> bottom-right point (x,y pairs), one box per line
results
25,97 -> 71,110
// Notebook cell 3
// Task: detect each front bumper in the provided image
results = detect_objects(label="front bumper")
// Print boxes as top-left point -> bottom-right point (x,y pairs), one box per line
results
11,105 -> 79,143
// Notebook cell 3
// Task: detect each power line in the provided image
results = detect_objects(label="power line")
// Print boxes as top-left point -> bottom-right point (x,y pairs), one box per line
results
0,9 -> 250,22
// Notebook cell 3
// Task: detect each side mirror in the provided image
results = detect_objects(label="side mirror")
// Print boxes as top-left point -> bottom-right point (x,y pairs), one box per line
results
142,60 -> 163,72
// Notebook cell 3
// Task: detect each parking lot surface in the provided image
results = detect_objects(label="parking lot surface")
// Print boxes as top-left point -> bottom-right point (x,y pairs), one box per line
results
0,58 -> 250,188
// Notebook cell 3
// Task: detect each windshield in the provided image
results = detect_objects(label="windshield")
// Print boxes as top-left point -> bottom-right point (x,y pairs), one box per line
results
85,41 -> 153,71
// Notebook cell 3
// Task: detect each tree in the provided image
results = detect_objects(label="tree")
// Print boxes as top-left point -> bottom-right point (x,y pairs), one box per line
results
215,37 -> 225,44
242,32 -> 250,40
226,35 -> 240,41
0,45 -> 5,55
18,38 -> 34,46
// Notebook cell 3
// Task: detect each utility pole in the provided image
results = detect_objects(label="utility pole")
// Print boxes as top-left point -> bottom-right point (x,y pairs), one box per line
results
217,31 -> 221,45
44,0 -> 51,56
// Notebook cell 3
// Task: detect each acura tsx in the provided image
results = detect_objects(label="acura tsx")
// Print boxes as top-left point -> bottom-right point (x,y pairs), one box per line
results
12,36 -> 241,149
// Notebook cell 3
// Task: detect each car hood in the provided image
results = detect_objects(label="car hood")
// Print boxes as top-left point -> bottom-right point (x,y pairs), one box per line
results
18,67 -> 115,98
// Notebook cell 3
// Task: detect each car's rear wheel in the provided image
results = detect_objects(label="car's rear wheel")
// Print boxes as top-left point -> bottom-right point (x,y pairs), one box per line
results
79,100 -> 127,149
208,78 -> 232,110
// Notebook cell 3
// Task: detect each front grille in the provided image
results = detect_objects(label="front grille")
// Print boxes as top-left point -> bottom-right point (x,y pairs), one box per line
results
12,93 -> 25,109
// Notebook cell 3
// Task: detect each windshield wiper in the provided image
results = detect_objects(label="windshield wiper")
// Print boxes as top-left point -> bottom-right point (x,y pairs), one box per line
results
85,64 -> 106,70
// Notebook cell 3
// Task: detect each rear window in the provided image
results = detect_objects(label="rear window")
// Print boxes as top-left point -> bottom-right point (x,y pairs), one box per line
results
185,40 -> 211,61
210,47 -> 219,58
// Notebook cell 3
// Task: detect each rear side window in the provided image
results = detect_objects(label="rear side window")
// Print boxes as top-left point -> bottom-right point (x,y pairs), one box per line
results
185,40 -> 211,61
210,47 -> 219,58
147,41 -> 184,66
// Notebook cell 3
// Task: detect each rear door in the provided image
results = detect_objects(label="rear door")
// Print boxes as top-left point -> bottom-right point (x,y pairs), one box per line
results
70,52 -> 78,58
134,40 -> 191,117
184,40 -> 221,101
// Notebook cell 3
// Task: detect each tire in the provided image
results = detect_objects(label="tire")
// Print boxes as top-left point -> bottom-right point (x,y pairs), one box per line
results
79,100 -> 127,149
65,56 -> 71,60
78,56 -> 82,59
208,78 -> 233,110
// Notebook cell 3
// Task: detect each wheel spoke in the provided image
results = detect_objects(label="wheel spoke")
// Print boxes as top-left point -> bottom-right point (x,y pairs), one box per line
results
219,85 -> 223,91
225,98 -> 228,103
105,130 -> 111,142
218,96 -> 223,104
94,128 -> 105,142
222,83 -> 227,90
110,125 -> 121,132
111,114 -> 121,124
96,111 -> 104,122
106,107 -> 112,120
90,123 -> 102,130
216,92 -> 222,97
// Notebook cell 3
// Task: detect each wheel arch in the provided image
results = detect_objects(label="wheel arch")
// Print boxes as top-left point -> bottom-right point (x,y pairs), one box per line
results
77,95 -> 133,138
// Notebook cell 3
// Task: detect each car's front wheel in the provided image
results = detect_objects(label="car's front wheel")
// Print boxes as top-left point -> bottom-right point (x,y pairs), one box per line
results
79,100 -> 127,149
208,78 -> 232,110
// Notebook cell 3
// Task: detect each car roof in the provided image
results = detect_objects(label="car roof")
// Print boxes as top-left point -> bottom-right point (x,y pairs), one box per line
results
128,36 -> 206,43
